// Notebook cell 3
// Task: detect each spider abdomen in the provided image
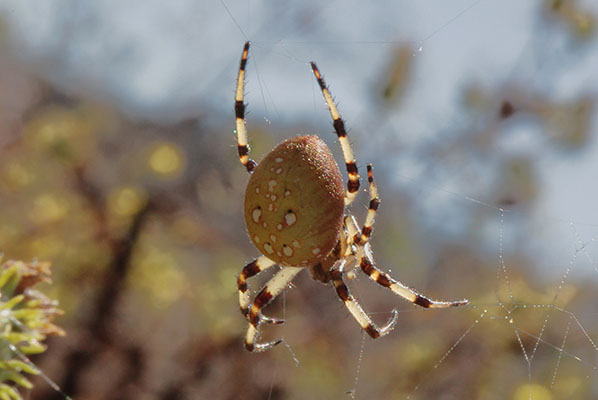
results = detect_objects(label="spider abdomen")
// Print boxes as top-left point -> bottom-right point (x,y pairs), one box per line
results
244,135 -> 344,267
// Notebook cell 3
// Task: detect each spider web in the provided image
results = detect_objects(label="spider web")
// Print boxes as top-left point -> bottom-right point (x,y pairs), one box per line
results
224,2 -> 598,399
397,209 -> 598,399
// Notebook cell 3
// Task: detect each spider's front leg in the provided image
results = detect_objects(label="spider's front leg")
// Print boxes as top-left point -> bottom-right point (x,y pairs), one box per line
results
235,41 -> 257,173
311,62 -> 360,205
354,164 -> 379,246
244,267 -> 302,352
341,163 -> 378,271
342,164 -> 378,253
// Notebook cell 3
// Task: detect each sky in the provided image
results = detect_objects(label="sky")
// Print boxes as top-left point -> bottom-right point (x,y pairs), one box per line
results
0,0 -> 597,274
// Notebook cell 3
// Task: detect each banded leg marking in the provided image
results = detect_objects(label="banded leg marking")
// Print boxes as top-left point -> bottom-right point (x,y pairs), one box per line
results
330,269 -> 398,338
238,256 -> 277,318
344,215 -> 360,245
235,41 -> 257,173
358,249 -> 469,309
245,267 -> 302,352
354,164 -> 379,245
310,62 -> 360,205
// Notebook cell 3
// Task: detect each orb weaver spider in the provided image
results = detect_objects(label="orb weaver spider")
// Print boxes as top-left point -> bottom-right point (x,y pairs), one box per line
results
235,42 -> 469,352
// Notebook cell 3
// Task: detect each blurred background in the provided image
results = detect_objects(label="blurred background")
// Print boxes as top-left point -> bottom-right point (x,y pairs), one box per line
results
0,0 -> 597,399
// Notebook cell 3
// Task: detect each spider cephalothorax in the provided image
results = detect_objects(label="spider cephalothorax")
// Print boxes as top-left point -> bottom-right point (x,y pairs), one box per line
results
235,42 -> 469,352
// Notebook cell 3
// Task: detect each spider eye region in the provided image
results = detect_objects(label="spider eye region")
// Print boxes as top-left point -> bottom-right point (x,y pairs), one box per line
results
244,135 -> 345,266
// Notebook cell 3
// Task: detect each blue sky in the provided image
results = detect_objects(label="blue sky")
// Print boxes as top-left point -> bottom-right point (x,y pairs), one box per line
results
1,0 -> 597,275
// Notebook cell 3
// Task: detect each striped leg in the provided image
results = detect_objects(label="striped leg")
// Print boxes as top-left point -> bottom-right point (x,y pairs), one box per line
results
311,62 -> 360,205
235,41 -> 257,173
330,268 -> 398,339
246,267 -> 302,352
354,164 -> 379,245
238,256 -> 279,322
358,248 -> 469,309
344,215 -> 360,245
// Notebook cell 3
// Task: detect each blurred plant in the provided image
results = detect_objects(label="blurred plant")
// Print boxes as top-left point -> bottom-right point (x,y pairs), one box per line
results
379,44 -> 413,105
0,257 -> 65,400
544,0 -> 596,39
147,140 -> 186,179
494,156 -> 539,208
23,105 -> 98,168
464,87 -> 596,152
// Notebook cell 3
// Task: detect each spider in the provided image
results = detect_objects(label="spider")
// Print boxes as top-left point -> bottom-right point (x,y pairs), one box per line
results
235,42 -> 469,352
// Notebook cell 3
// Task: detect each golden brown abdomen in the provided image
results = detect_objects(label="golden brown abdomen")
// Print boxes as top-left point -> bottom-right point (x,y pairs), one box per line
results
244,135 -> 345,266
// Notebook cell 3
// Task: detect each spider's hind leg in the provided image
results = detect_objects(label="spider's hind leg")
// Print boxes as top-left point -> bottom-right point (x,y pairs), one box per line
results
358,248 -> 469,309
238,256 -> 278,319
245,267 -> 302,352
344,203 -> 469,309
328,223 -> 397,338
330,263 -> 398,339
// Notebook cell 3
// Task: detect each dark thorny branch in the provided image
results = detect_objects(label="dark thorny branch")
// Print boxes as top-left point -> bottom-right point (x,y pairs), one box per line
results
38,166 -> 153,400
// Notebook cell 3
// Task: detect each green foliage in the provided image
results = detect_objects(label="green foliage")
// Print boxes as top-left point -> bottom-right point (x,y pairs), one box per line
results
0,257 -> 64,399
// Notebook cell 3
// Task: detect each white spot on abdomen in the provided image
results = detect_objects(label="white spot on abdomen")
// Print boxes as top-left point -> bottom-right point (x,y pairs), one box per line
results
312,248 -> 321,255
264,243 -> 274,254
270,234 -> 277,243
268,180 -> 277,192
285,211 -> 297,226
283,245 -> 293,257
252,207 -> 261,223
275,157 -> 283,163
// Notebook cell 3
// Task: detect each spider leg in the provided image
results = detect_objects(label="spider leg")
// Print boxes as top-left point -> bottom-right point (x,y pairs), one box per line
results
330,267 -> 398,339
357,247 -> 469,309
344,215 -> 360,244
354,164 -> 379,246
238,256 -> 283,323
235,41 -> 257,173
311,62 -> 360,206
345,212 -> 468,308
245,267 -> 302,352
